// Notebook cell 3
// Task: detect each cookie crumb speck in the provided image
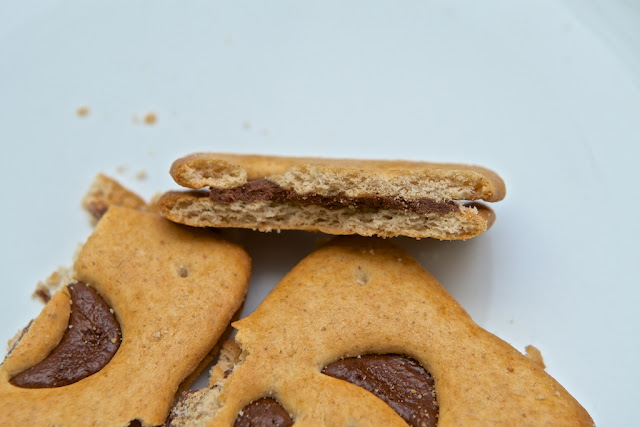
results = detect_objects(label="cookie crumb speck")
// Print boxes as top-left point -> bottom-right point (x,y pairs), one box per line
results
260,128 -> 270,136
132,114 -> 139,124
525,345 -> 546,369
355,269 -> 370,285
32,288 -> 51,304
144,112 -> 157,125
116,165 -> 128,174
136,170 -> 147,180
76,106 -> 90,117
241,120 -> 251,130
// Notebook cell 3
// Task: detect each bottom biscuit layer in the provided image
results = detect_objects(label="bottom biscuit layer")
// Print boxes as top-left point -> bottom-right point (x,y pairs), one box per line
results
159,191 -> 494,240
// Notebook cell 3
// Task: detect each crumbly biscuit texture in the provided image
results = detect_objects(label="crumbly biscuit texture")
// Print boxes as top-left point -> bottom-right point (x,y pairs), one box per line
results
0,207 -> 251,426
170,153 -> 506,202
169,238 -> 592,426
158,191 -> 495,240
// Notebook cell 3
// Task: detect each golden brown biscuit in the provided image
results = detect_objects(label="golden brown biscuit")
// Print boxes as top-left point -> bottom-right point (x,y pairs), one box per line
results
159,153 -> 506,240
168,237 -> 593,426
0,207 -> 251,426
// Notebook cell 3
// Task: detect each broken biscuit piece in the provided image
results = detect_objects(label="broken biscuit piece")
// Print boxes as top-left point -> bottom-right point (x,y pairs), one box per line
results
82,173 -> 147,221
158,153 -> 506,240
0,207 -> 251,426
168,237 -> 592,426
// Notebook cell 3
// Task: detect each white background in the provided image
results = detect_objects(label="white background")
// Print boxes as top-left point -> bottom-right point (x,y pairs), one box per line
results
1,1 -> 639,425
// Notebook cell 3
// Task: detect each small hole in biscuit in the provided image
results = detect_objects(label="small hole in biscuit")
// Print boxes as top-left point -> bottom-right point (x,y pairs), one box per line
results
177,265 -> 189,278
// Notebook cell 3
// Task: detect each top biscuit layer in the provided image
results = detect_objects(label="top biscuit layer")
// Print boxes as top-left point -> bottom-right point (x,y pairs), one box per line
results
170,153 -> 506,203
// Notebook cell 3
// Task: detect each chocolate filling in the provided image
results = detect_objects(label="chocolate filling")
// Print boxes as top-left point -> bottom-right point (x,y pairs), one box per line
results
10,282 -> 122,388
323,354 -> 438,427
234,397 -> 294,427
209,179 -> 459,215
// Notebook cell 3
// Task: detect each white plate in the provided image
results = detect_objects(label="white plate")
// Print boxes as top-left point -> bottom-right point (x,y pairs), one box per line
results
1,1 -> 639,424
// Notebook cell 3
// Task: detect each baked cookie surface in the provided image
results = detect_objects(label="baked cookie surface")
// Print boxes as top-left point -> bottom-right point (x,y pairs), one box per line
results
159,153 -> 506,240
0,207 -> 251,426
168,237 -> 592,426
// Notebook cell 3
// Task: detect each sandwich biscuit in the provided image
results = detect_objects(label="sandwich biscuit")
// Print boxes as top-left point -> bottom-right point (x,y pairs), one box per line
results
159,153 -> 506,240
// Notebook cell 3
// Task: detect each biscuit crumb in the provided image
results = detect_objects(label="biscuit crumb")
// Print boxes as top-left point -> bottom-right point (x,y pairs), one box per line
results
241,120 -> 251,130
33,267 -> 72,304
355,267 -> 370,285
525,345 -> 546,369
33,288 -> 51,303
143,112 -> 157,125
136,170 -> 147,180
76,106 -> 90,117
132,114 -> 139,124
116,165 -> 128,174
260,128 -> 270,136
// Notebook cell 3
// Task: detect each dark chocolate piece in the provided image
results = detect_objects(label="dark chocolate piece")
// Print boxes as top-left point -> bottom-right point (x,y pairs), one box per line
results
10,282 -> 121,388
209,179 -> 459,215
322,354 -> 438,427
234,397 -> 294,427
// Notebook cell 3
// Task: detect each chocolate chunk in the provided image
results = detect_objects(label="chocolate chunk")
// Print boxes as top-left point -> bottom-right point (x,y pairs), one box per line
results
322,354 -> 438,427
209,179 -> 459,215
10,282 -> 121,388
234,398 -> 293,427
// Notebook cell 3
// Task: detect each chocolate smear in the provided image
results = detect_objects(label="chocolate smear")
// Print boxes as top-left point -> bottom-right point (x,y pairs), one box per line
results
234,397 -> 294,427
210,179 -> 459,215
323,354 -> 438,427
10,282 -> 121,388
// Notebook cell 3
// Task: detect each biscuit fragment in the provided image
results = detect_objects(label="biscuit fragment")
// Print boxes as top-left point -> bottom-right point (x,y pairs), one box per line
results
0,207 -> 251,426
168,237 -> 592,426
82,173 -> 147,221
159,153 -> 506,240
